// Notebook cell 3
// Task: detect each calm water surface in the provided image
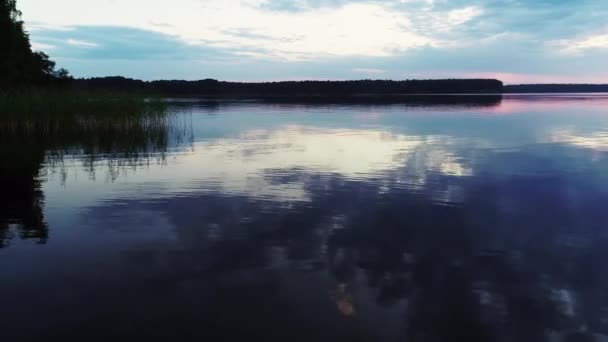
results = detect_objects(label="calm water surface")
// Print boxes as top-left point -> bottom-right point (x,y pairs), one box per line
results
2,95 -> 608,341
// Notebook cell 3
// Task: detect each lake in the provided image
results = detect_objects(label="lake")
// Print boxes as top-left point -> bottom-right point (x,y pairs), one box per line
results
2,94 -> 608,341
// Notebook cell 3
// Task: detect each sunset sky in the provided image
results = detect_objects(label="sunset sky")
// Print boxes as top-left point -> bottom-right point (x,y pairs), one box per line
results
19,0 -> 608,83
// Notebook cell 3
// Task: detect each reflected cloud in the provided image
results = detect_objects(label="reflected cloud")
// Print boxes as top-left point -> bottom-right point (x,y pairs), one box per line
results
42,125 -> 475,208
551,129 -> 608,152
171,126 -> 473,202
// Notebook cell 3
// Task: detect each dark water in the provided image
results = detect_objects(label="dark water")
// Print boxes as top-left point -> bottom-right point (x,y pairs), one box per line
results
2,95 -> 608,341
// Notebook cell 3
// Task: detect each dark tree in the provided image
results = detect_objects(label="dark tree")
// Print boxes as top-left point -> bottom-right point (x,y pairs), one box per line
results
505,84 -> 608,93
0,0 -> 69,87
75,77 -> 504,97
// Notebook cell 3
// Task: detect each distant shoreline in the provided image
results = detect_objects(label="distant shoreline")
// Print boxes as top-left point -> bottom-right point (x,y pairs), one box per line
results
68,77 -> 608,96
72,78 -> 503,96
504,84 -> 608,93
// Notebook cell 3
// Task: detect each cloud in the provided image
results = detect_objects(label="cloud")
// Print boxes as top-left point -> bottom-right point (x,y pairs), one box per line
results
33,26 -> 235,61
67,39 -> 99,48
31,42 -> 56,51
352,68 -> 386,75
18,0 -> 608,82
557,33 -> 608,54
446,6 -> 483,26
256,0 -> 381,12
16,0 -> 452,59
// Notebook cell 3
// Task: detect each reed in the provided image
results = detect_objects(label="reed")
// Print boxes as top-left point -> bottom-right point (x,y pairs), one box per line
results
0,88 -> 166,120
0,88 -> 177,171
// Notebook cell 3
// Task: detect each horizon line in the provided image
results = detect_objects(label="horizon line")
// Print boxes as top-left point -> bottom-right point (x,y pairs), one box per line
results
73,76 -> 608,86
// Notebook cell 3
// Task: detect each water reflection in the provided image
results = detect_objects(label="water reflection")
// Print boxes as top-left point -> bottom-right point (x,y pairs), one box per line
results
551,129 -> 608,152
162,126 -> 473,202
0,137 -> 47,247
64,151 -> 608,340
0,114 -> 180,247
2,95 -> 608,341
168,94 -> 504,108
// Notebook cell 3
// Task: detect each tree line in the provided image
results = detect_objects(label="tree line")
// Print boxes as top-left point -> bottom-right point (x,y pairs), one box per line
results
74,77 -> 505,96
504,84 -> 608,93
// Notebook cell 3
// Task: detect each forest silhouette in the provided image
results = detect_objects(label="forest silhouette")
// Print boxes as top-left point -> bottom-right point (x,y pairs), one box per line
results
75,77 -> 504,96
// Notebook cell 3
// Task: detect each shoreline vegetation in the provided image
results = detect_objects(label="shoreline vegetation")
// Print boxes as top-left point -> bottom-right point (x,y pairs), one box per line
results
73,78 -> 505,97
5,79 -> 608,118
0,89 -> 166,118
503,84 -> 608,93
72,77 -> 608,97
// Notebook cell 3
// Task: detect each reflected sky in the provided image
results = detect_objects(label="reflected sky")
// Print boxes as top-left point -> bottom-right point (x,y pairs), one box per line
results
40,95 -> 608,207
44,126 -> 475,205
3,95 -> 608,341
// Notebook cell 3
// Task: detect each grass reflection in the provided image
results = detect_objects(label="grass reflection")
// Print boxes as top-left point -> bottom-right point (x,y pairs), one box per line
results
0,100 -> 181,247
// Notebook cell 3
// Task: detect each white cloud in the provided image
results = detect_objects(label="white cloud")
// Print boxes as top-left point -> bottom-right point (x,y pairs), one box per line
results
19,0 -> 440,60
446,6 -> 483,26
562,33 -> 608,54
353,68 -> 386,74
31,41 -> 55,51
67,38 -> 99,48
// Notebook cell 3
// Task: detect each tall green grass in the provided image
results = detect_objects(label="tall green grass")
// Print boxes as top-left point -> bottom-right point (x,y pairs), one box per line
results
0,89 -> 179,247
0,88 -> 176,168
0,88 -> 166,119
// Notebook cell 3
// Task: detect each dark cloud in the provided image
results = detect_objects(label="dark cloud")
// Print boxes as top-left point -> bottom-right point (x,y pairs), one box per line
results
34,26 -> 234,61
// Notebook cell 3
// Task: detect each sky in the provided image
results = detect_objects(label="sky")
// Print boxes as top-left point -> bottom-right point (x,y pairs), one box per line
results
18,0 -> 608,83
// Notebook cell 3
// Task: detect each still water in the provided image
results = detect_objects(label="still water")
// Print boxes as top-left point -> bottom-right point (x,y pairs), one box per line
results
2,95 -> 608,341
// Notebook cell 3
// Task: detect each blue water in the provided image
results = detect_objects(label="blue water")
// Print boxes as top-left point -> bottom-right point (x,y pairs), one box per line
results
2,95 -> 608,341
